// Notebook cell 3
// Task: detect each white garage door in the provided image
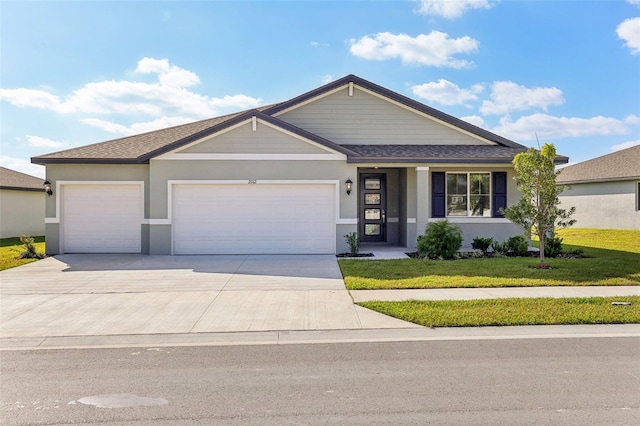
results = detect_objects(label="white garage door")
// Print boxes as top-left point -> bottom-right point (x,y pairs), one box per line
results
62,184 -> 143,253
173,184 -> 336,254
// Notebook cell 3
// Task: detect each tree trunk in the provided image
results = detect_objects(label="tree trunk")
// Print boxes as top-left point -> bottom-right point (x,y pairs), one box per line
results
539,232 -> 546,267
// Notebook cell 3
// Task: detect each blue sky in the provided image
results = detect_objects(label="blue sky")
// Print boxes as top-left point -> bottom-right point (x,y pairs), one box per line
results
1,0 -> 639,178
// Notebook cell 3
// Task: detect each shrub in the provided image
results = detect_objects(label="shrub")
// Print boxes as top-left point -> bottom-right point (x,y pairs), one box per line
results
491,240 -> 507,256
344,232 -> 361,256
18,235 -> 45,260
545,236 -> 564,258
505,235 -> 529,257
471,237 -> 494,256
416,220 -> 463,260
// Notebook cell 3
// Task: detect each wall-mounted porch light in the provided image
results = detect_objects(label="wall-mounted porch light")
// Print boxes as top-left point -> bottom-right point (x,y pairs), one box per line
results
43,180 -> 53,196
345,178 -> 353,196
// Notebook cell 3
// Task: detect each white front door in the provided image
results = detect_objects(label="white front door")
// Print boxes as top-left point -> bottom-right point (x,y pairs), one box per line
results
62,184 -> 143,253
172,183 -> 336,254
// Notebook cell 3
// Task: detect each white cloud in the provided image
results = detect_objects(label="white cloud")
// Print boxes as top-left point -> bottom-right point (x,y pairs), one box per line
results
628,0 -> 640,7
0,57 -> 262,119
493,113 -> 631,141
461,115 -> 486,128
611,139 -> 640,151
82,116 -> 195,136
25,135 -> 67,148
415,0 -> 494,19
617,17 -> 640,54
626,114 -> 640,124
412,79 -> 483,106
0,156 -> 45,178
0,88 -> 60,109
480,81 -> 565,115
321,74 -> 333,84
349,31 -> 479,68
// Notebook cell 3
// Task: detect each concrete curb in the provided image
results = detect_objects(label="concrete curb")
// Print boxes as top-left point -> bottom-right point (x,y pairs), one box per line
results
2,324 -> 639,351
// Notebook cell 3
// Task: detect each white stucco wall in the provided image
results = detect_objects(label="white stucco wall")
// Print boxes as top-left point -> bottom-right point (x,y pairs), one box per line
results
0,189 -> 45,238
559,180 -> 640,230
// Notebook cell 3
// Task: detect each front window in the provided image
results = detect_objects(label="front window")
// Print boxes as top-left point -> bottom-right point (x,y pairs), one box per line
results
446,173 -> 491,217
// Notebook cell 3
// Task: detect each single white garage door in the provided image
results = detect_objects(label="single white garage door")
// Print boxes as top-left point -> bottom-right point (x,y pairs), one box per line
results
62,184 -> 143,253
173,184 -> 336,254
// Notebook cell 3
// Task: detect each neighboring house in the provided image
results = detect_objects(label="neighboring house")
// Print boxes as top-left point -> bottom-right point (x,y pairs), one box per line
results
558,145 -> 640,230
32,75 -> 568,255
0,167 -> 45,239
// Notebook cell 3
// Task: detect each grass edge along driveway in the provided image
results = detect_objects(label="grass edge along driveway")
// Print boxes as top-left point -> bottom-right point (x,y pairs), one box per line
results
339,229 -> 640,289
0,236 -> 45,271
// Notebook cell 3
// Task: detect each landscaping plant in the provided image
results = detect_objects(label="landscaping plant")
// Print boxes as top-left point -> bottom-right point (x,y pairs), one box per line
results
18,235 -> 45,260
544,235 -> 564,258
344,232 -> 361,257
505,235 -> 529,257
416,220 -> 463,260
501,143 -> 575,268
471,237 -> 494,256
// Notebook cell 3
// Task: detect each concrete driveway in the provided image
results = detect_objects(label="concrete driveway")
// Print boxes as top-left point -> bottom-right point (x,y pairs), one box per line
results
0,254 -> 418,339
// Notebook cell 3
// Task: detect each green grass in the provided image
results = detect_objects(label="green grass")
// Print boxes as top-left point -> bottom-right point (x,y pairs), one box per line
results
0,236 -> 46,271
340,228 -> 640,289
359,296 -> 640,327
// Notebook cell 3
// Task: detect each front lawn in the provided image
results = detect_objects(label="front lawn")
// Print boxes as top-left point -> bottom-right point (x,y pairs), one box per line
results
359,296 -> 640,327
0,236 -> 46,271
340,228 -> 640,289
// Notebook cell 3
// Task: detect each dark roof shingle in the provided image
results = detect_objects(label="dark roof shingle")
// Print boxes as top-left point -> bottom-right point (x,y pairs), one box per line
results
557,145 -> 640,183
343,145 -> 528,163
0,167 -> 43,191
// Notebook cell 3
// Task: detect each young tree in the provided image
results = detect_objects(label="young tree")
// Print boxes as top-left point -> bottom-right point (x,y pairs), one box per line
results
501,143 -> 575,267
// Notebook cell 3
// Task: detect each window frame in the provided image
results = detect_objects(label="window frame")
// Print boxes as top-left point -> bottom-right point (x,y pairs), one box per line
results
445,172 -> 492,218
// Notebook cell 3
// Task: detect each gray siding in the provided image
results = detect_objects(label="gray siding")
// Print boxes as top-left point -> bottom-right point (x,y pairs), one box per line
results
178,121 -> 331,155
559,180 -> 640,230
278,86 -> 489,146
0,190 -> 45,238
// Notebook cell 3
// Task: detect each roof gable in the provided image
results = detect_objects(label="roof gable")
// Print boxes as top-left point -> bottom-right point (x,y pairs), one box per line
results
275,83 -> 494,146
158,113 -> 351,159
265,75 -> 525,149
31,74 -> 531,166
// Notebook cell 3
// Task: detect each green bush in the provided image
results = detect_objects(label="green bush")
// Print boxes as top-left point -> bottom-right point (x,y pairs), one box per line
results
18,235 -> 45,260
491,240 -> 507,256
344,232 -> 361,256
471,237 -> 494,256
505,235 -> 529,256
545,236 -> 564,258
416,220 -> 463,260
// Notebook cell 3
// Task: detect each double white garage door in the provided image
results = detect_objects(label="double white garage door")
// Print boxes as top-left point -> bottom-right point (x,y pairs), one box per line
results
61,183 -> 336,254
172,184 -> 336,254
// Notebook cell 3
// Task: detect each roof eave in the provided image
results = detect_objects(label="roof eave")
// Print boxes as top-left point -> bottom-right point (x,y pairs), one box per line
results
31,157 -> 146,165
347,156 -> 517,164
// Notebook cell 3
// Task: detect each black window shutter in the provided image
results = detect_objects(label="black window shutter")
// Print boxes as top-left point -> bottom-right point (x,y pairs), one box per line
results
492,172 -> 507,217
432,172 -> 446,218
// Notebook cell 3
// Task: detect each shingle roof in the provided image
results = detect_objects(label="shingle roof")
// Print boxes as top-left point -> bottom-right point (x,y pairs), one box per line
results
32,75 -> 534,165
0,167 -> 43,191
343,145 -> 529,163
557,145 -> 640,184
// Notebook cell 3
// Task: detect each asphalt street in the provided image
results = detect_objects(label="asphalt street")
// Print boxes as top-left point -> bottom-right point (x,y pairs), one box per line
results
1,337 -> 639,425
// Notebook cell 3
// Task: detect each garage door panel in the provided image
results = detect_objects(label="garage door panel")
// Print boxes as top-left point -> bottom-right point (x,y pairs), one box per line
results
63,185 -> 142,253
173,184 -> 336,254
